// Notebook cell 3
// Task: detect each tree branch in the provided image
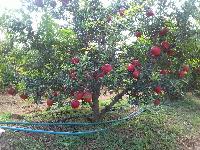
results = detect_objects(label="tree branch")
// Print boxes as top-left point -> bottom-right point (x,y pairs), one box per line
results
99,88 -> 129,118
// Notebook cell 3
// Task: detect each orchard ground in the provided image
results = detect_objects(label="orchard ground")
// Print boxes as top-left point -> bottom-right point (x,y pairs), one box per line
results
0,93 -> 200,149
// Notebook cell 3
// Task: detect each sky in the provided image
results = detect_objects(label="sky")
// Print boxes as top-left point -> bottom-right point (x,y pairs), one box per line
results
0,0 -> 22,9
0,0 -> 112,9
0,0 -> 187,13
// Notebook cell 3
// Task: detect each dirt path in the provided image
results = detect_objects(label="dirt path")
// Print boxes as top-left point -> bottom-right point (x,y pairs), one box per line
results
0,94 -> 26,115
0,93 -> 45,117
0,91 -> 118,117
178,134 -> 200,150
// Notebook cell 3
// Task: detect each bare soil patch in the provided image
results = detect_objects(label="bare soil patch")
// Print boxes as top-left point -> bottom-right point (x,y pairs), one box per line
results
0,93 -> 46,117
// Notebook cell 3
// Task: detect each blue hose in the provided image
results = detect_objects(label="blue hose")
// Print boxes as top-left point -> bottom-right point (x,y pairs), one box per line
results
0,109 -> 144,136
0,126 -> 107,135
0,108 -> 144,126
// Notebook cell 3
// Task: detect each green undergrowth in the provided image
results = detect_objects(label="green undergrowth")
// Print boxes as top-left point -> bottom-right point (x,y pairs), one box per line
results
0,95 -> 200,150
0,112 -> 12,121
24,98 -> 131,123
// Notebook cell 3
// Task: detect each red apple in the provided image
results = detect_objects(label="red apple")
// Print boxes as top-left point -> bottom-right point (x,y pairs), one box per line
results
154,86 -> 162,94
70,90 -> 75,96
71,57 -> 80,64
132,70 -> 140,79
127,64 -> 135,72
167,49 -> 175,56
20,93 -> 28,100
93,71 -> 100,80
160,69 -> 169,75
119,9 -> 125,16
74,91 -> 84,100
52,91 -> 59,97
146,9 -> 154,17
47,99 -> 54,107
159,27 -> 169,36
71,100 -> 80,109
151,46 -> 161,57
182,65 -> 189,72
93,71 -> 105,80
69,69 -> 77,79
178,71 -> 186,78
82,91 -> 92,103
7,87 -> 16,96
98,72 -> 105,78
135,31 -> 142,38
131,59 -> 141,67
101,64 -> 112,74
154,99 -> 160,106
161,41 -> 170,49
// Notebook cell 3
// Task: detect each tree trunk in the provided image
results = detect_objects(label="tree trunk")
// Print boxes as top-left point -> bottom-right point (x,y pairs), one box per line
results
91,81 -> 102,121
34,90 -> 42,104
99,88 -> 128,119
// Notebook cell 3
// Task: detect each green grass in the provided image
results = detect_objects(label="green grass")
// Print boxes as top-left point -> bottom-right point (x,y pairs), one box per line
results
0,112 -> 12,121
1,95 -> 200,150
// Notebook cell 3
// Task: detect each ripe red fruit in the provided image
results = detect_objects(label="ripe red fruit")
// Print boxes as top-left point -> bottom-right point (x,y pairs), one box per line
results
71,57 -> 80,64
98,72 -> 105,78
71,100 -> 80,109
7,87 -> 16,96
160,69 -> 169,75
47,99 -> 54,107
154,99 -> 160,106
132,70 -> 140,79
69,69 -> 77,79
52,91 -> 59,97
35,0 -> 43,7
82,92 -> 92,103
70,90 -> 75,96
101,64 -> 112,74
161,41 -> 170,49
74,91 -> 84,100
159,27 -> 169,36
20,93 -> 28,100
150,46 -> 161,57
178,71 -> 186,78
131,59 -> 141,67
93,71 -> 105,80
146,9 -> 154,17
167,49 -> 175,56
119,9 -> 125,16
135,31 -> 142,38
127,64 -> 135,72
154,86 -> 162,94
182,65 -> 189,72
